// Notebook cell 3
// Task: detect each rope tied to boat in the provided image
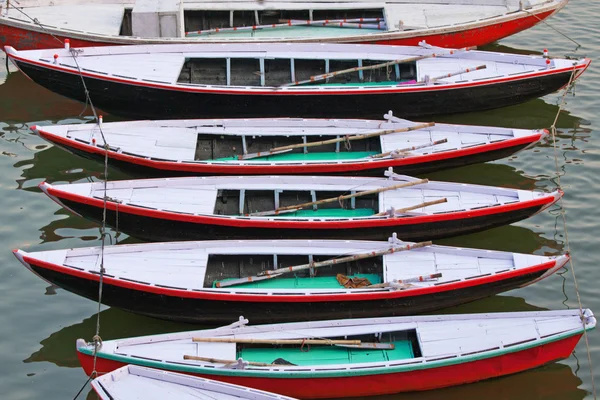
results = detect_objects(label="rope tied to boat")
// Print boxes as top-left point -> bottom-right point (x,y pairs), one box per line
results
522,8 -> 581,51
549,64 -> 596,399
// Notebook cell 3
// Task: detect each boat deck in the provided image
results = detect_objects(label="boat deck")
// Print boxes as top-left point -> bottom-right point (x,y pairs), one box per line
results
59,120 -> 525,163
25,241 -> 552,293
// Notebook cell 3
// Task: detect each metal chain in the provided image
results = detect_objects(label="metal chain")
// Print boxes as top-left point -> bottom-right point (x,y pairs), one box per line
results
550,65 -> 596,399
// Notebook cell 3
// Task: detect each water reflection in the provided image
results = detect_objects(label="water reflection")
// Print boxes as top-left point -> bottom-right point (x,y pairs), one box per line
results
0,70 -> 96,122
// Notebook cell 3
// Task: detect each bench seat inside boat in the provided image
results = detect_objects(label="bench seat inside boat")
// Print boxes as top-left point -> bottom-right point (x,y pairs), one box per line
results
215,273 -> 382,289
217,151 -> 378,162
238,340 -> 414,366
274,208 -> 375,218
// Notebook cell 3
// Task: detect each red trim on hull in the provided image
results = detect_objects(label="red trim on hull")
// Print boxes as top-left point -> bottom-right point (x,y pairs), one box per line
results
35,127 -> 545,175
18,252 -> 561,303
7,50 -> 590,97
0,9 -> 558,51
41,183 -> 560,230
77,333 -> 582,398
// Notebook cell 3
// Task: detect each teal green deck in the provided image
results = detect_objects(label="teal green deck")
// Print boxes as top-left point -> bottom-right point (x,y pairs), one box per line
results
278,208 -> 375,218
238,340 -> 414,366
216,151 -> 377,162
214,273 -> 382,289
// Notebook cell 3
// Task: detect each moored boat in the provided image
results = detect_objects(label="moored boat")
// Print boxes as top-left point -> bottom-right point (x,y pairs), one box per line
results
76,309 -> 596,398
4,42 -> 590,119
31,112 -> 548,176
38,171 -> 562,242
92,365 -> 297,400
0,0 -> 568,50
13,236 -> 569,323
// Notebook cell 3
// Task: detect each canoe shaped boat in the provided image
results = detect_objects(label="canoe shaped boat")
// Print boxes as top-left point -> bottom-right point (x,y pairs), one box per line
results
31,112 -> 547,177
76,309 -> 596,398
38,171 -> 562,242
13,236 -> 569,323
92,365 -> 297,400
4,42 -> 590,119
0,0 -> 568,50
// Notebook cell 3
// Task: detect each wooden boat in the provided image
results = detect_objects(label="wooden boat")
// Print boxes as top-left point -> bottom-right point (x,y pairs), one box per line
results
31,112 -> 548,177
13,236 -> 569,323
4,42 -> 590,119
38,171 -> 562,242
0,0 -> 568,51
92,365 -> 297,400
76,309 -> 596,398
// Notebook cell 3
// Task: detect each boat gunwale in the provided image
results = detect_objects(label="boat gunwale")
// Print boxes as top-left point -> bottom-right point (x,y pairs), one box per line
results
76,309 -> 595,378
0,0 -> 567,45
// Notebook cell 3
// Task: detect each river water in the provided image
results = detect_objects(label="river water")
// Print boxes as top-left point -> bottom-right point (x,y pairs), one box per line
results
0,2 -> 599,399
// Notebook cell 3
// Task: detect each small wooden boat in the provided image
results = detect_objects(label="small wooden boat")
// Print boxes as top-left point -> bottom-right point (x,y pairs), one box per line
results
76,309 -> 596,398
31,112 -> 548,176
39,171 -> 562,242
4,42 -> 590,119
13,236 -> 569,323
0,0 -> 568,50
92,365 -> 297,400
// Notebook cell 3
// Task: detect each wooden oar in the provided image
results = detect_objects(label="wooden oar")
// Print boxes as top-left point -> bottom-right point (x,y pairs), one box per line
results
215,240 -> 432,288
420,64 -> 487,84
248,178 -> 428,217
192,337 -> 395,349
281,46 -> 475,87
374,198 -> 448,217
370,138 -> 448,159
238,123 -> 434,160
186,17 -> 385,36
367,272 -> 443,288
184,355 -> 275,366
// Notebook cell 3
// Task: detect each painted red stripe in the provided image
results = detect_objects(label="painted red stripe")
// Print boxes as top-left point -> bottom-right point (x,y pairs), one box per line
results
20,252 -> 560,302
42,183 -> 558,229
77,333 -> 583,397
0,8 -> 561,51
6,51 -> 589,97
35,128 -> 545,175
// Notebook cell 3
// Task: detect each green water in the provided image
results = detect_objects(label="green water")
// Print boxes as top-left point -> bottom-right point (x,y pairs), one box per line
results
1,2 -> 599,399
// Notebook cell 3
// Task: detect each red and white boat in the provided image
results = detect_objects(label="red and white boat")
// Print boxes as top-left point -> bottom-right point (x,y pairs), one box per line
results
38,171 -> 563,242
76,309 -> 596,398
0,0 -> 568,50
31,112 -> 548,177
13,236 -> 569,323
92,365 -> 297,400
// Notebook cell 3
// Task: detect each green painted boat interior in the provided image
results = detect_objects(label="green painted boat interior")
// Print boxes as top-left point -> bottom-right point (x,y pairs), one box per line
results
203,254 -> 384,289
304,80 -> 415,87
216,151 -> 378,162
273,208 -> 375,218
237,330 -> 420,366
213,273 -> 382,289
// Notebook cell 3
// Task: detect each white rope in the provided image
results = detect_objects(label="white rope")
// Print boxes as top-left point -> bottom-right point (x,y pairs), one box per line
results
549,65 -> 596,399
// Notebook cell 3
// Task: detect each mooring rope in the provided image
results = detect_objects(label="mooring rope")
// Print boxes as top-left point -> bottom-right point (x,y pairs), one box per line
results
7,6 -> 114,397
523,8 -> 581,50
549,64 -> 596,399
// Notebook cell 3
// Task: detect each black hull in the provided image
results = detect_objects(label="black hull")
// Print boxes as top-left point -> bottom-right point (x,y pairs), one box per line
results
57,196 -> 546,241
52,138 -> 533,177
30,263 -> 549,324
16,60 -> 574,119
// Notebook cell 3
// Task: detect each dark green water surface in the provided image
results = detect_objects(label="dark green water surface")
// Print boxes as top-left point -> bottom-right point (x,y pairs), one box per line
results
1,3 -> 599,399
